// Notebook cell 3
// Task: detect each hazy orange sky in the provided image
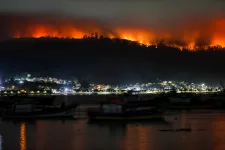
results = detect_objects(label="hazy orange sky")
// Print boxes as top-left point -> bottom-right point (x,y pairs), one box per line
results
0,0 -> 225,49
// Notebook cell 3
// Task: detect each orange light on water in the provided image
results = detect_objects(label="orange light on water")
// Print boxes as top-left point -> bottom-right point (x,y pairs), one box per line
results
20,123 -> 26,150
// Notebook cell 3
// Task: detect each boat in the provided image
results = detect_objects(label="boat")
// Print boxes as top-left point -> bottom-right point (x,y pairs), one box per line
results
0,95 -> 55,108
1,101 -> 78,120
209,81 -> 225,101
107,92 -> 165,108
159,128 -> 192,132
207,90 -> 225,108
167,90 -> 192,105
88,107 -> 164,122
210,90 -> 225,101
168,96 -> 191,104
87,96 -> 164,122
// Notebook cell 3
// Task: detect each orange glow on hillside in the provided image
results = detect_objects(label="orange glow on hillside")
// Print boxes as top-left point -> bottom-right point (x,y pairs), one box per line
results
211,19 -> 225,47
1,14 -> 225,50
115,28 -> 154,45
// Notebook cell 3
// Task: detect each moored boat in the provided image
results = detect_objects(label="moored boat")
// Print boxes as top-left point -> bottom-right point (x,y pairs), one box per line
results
168,97 -> 191,104
0,95 -> 55,108
87,96 -> 164,122
1,102 -> 78,120
88,107 -> 164,122
210,90 -> 225,101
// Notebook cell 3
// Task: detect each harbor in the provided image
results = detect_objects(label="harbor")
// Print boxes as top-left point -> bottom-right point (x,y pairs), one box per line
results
1,1 -> 225,149
0,90 -> 225,149
1,110 -> 225,150
1,90 -> 225,120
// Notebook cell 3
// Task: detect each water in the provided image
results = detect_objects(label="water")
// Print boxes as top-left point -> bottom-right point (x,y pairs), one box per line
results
1,110 -> 225,150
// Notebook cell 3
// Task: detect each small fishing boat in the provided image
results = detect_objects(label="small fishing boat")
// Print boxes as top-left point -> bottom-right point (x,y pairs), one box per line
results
87,96 -> 164,122
159,128 -> 192,132
168,96 -> 191,104
167,91 -> 192,105
1,102 -> 78,120
0,95 -> 55,108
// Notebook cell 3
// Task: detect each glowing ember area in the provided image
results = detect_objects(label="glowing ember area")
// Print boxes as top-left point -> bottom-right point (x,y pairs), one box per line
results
1,14 -> 225,50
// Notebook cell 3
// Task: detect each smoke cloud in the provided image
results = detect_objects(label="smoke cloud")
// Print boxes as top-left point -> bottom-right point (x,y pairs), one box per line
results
0,0 -> 225,49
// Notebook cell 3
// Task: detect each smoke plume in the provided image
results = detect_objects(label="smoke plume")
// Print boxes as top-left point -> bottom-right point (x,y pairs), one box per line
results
0,13 -> 225,50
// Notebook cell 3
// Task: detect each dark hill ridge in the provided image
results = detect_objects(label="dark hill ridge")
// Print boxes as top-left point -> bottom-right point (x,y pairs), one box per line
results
0,37 -> 225,84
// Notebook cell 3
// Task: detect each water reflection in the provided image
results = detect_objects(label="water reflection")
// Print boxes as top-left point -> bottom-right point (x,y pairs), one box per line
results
108,124 -> 126,137
86,123 -> 126,150
137,126 -> 151,150
94,123 -> 127,136
1,111 -> 225,150
72,120 -> 86,150
20,123 -> 26,150
211,118 -> 225,150
120,124 -> 154,150
0,134 -> 2,150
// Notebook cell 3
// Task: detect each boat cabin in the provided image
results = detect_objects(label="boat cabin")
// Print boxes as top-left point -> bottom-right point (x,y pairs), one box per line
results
10,103 -> 48,113
168,94 -> 192,104
102,104 -> 122,113
13,104 -> 34,113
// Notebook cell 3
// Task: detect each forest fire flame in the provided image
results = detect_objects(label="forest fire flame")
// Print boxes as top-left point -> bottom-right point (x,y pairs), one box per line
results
1,14 -> 225,50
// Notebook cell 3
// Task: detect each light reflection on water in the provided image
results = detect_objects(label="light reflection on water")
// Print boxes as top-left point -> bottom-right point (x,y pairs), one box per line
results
20,123 -> 26,150
121,124 -> 153,150
0,134 -> 2,150
1,110 -> 225,150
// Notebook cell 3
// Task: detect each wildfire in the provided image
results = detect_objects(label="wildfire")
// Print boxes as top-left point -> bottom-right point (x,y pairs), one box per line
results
1,13 -> 225,50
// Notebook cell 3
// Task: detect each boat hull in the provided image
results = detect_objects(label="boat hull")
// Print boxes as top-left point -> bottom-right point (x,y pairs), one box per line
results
88,112 -> 164,122
2,112 -> 74,120
1,103 -> 78,120
91,115 -> 163,121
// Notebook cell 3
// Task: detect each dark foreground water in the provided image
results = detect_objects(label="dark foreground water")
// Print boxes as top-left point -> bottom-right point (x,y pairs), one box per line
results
1,110 -> 225,150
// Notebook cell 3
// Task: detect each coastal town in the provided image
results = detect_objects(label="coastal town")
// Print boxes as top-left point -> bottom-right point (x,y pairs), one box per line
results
0,73 -> 222,95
